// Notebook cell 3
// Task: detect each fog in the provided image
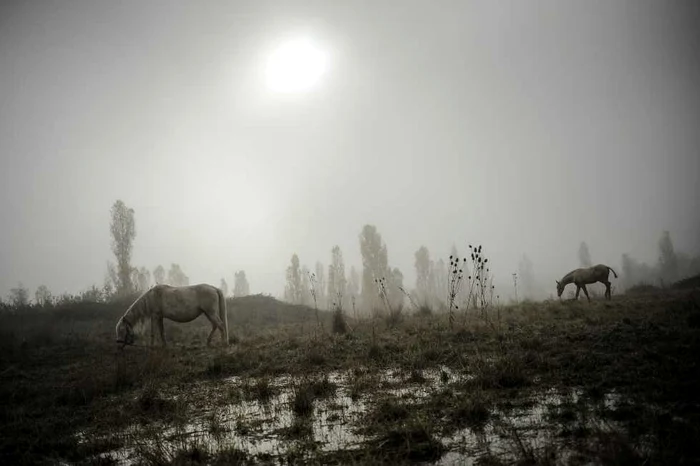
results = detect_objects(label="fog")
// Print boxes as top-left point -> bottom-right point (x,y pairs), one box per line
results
1,1 -> 699,303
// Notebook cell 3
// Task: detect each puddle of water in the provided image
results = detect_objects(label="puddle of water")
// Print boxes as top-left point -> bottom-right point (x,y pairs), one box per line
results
79,367 -> 632,465
436,386 -> 630,464
379,365 -> 469,404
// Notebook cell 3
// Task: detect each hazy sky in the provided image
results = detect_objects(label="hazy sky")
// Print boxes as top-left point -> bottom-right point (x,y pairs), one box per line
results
1,0 -> 699,301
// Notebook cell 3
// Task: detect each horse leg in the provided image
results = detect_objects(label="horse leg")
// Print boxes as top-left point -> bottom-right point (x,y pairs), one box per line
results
203,310 -> 225,347
157,317 -> 166,347
575,285 -> 581,300
150,316 -> 156,347
603,281 -> 611,300
207,325 -> 217,346
581,284 -> 591,302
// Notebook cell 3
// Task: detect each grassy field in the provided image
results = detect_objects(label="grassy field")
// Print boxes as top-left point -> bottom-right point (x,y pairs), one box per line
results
1,290 -> 699,465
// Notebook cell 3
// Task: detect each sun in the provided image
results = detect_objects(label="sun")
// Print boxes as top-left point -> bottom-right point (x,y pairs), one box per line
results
265,38 -> 327,93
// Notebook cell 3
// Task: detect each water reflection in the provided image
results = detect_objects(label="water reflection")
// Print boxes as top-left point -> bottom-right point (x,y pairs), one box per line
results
78,367 -> 628,465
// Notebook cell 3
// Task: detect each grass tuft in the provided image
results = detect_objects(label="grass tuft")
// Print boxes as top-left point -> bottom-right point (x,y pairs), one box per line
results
367,342 -> 382,360
136,383 -> 175,415
366,398 -> 410,426
369,422 -> 444,462
309,374 -> 337,399
332,309 -> 348,334
291,382 -> 315,417
242,376 -> 275,403
450,393 -> 491,429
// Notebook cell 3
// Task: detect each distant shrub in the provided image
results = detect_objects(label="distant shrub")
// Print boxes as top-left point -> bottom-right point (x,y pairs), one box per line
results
385,307 -> 403,328
625,283 -> 659,295
332,309 -> 348,334
671,274 -> 700,290
291,383 -> 315,417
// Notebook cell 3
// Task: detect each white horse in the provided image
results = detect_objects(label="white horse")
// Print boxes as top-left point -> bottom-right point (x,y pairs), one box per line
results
116,284 -> 229,347
556,264 -> 618,302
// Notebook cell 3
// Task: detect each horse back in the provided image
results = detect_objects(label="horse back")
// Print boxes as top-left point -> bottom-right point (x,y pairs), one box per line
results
157,284 -> 220,322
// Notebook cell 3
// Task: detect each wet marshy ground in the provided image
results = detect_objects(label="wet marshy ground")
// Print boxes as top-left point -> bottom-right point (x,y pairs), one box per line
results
81,367 -> 644,464
2,290 -> 700,464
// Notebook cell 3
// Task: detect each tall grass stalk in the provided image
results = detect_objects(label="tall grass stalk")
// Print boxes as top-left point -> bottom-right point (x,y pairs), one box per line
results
447,255 -> 466,328
308,271 -> 321,334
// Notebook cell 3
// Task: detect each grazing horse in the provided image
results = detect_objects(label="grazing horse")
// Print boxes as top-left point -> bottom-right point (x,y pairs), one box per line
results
116,284 -> 229,347
556,264 -> 618,302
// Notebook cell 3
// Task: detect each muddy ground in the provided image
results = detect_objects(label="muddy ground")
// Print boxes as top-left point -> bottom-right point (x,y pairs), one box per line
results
1,290 -> 699,465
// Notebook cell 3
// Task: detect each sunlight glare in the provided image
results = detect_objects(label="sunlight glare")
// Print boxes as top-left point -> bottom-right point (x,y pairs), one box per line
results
265,38 -> 327,93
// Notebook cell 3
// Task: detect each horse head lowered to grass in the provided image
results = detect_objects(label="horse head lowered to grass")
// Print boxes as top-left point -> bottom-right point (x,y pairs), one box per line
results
556,264 -> 618,302
116,283 -> 229,347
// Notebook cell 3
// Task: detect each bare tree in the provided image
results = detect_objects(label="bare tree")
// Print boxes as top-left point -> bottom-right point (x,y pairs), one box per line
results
167,263 -> 189,287
328,245 -> 347,310
153,265 -> 165,285
107,262 -> 119,292
431,258 -> 447,309
518,254 -> 538,300
284,254 -> 303,303
81,285 -> 103,303
301,265 -> 312,305
134,267 -> 151,292
348,266 -> 360,297
110,200 -> 136,295
359,224 -> 389,312
414,246 -> 431,304
233,271 -> 249,297
9,283 -> 29,307
35,285 -> 52,307
315,261 -> 327,308
578,242 -> 592,268
347,265 -> 360,315
102,274 -> 114,301
658,230 -> 678,284
389,267 -> 405,309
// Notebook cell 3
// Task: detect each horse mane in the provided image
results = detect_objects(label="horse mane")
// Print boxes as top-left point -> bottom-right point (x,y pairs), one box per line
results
122,288 -> 155,324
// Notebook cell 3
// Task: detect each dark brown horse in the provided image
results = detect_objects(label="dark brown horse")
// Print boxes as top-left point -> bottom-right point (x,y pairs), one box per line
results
556,264 -> 618,302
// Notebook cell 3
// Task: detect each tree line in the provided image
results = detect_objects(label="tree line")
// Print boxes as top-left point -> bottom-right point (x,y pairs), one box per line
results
283,228 -> 700,313
3,200 -> 250,307
284,225 -> 482,314
4,200 -> 699,308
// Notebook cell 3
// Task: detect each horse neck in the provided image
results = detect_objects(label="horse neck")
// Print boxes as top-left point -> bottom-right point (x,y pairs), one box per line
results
124,293 -> 150,323
561,271 -> 576,285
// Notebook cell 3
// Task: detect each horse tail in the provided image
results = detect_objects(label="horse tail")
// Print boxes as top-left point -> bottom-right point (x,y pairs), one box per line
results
217,287 -> 229,345
607,266 -> 618,278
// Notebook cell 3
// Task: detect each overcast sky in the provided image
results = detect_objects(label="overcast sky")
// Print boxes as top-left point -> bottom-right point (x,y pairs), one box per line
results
1,0 -> 699,301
